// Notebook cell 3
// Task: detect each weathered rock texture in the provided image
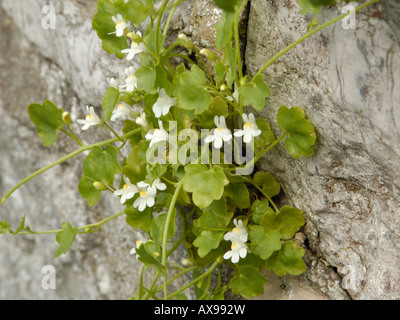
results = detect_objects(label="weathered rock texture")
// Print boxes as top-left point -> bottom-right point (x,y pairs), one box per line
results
247,0 -> 400,299
0,0 -> 398,300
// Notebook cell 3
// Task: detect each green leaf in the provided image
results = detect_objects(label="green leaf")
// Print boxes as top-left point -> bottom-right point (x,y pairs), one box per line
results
136,241 -> 163,272
193,231 -> 224,258
260,205 -> 305,240
196,199 -> 232,232
102,87 -> 120,122
214,60 -> 228,85
125,206 -> 153,233
277,105 -> 316,159
213,0 -> 242,12
248,226 -> 281,260
215,11 -> 235,51
229,265 -> 267,299
297,0 -> 335,14
78,176 -> 102,207
12,215 -> 30,234
92,0 -> 128,58
54,222 -> 77,258
183,164 -> 229,208
145,163 -> 167,185
27,100 -> 64,146
0,220 -> 11,234
238,74 -> 270,111
253,171 -> 281,198
265,241 -> 306,276
224,182 -> 250,209
136,65 -> 156,92
224,43 -> 236,89
177,65 -> 211,114
255,118 -> 275,148
124,0 -> 154,27
150,209 -> 177,246
78,145 -> 121,206
197,96 -> 229,129
251,199 -> 273,225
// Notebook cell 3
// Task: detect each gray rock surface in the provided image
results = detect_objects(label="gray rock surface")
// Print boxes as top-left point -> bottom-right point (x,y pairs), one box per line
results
0,0 -> 398,300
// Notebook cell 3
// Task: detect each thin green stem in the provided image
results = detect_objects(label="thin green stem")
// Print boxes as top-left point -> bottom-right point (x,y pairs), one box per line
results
193,46 -> 214,85
66,124 -> 84,147
234,6 -> 243,80
143,271 -> 161,300
161,179 -> 184,299
254,0 -> 380,78
163,0 -> 179,37
166,257 -> 222,300
102,118 -> 123,142
0,128 -> 142,206
16,211 -> 125,235
166,231 -> 187,257
244,177 -> 279,213
155,0 -> 170,59
166,266 -> 197,286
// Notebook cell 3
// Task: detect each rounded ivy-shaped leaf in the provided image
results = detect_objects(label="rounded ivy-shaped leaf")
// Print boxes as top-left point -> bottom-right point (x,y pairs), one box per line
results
229,265 -> 267,299
265,241 -> 306,276
183,164 -> 229,209
27,100 -> 64,146
277,105 -> 316,159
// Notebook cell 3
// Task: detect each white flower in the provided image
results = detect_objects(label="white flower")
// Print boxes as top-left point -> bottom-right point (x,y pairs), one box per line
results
111,102 -> 143,122
224,219 -> 248,243
114,176 -> 138,204
130,231 -> 148,258
119,67 -> 137,93
135,112 -> 148,128
152,88 -> 177,118
145,120 -> 169,148
133,182 -> 157,212
227,90 -> 239,103
151,178 -> 167,191
233,113 -> 262,143
77,106 -> 101,130
109,77 -> 119,89
223,241 -> 248,264
109,14 -> 128,37
121,31 -> 146,60
204,116 -> 232,149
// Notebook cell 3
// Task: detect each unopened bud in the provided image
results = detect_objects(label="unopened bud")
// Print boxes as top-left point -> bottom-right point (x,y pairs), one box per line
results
93,181 -> 108,191
199,48 -> 217,61
181,258 -> 192,266
127,32 -> 141,43
239,76 -> 248,87
62,111 -> 71,125
177,33 -> 193,51
220,84 -> 228,91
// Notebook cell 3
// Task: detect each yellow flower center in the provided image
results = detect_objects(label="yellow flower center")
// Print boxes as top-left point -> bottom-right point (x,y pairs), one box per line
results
231,243 -> 238,250
154,129 -> 160,134
140,191 -> 146,197
216,127 -> 223,132
86,114 -> 93,120
233,227 -> 240,234
244,122 -> 252,129
136,240 -> 143,247
116,21 -> 123,28
123,184 -> 129,190
118,104 -> 123,109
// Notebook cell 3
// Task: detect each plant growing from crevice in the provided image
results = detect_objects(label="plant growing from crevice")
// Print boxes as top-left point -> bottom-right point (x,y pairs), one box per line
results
0,0 -> 379,300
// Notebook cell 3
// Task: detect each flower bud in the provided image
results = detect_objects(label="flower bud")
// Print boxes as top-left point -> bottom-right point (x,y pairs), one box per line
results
181,258 -> 193,266
199,48 -> 217,61
127,32 -> 142,43
62,111 -> 72,125
93,181 -> 108,191
177,33 -> 193,51
220,84 -> 228,91
239,76 -> 248,87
